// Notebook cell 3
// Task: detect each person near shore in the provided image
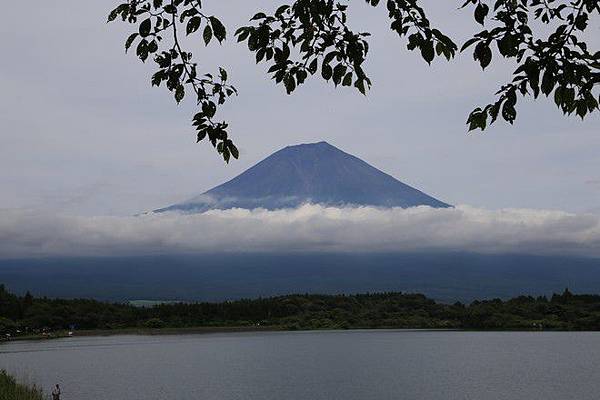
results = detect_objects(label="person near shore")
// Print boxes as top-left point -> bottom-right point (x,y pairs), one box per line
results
52,384 -> 61,400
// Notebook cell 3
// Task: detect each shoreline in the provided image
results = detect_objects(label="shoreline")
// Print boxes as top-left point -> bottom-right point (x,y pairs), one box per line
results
6,326 -> 460,342
4,325 -> 284,342
6,326 -> 583,344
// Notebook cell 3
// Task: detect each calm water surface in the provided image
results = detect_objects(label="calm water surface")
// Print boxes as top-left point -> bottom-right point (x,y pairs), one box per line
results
1,330 -> 600,400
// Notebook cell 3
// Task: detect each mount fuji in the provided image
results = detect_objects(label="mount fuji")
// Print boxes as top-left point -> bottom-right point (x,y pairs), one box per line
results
156,141 -> 449,212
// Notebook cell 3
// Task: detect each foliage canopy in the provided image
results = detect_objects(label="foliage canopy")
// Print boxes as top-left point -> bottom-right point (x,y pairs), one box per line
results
108,0 -> 600,161
3,285 -> 600,332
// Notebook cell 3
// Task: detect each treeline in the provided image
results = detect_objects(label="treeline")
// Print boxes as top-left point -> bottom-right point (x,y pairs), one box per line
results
2,284 -> 600,334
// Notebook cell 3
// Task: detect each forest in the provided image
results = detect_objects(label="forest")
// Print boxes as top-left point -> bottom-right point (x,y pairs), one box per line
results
2,284 -> 600,335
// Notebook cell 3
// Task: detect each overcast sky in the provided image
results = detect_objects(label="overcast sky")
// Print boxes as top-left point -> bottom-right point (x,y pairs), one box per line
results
1,1 -> 599,217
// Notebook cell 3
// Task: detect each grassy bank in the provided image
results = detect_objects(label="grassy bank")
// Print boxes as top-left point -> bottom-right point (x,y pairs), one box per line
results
0,371 -> 45,400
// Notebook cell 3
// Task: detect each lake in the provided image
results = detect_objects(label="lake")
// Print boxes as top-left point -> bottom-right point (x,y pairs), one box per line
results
1,330 -> 600,400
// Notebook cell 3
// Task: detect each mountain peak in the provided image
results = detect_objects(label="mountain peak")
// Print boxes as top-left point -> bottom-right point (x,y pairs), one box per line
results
280,141 -> 335,152
156,141 -> 450,213
288,140 -> 330,146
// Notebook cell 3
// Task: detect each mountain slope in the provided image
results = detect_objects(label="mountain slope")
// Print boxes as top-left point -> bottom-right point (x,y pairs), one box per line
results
3,253 -> 600,303
157,141 -> 449,212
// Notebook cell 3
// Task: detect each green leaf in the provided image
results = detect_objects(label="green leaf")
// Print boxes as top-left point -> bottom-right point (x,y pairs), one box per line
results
541,69 -> 555,96
147,40 -> 158,53
222,147 -> 231,163
332,64 -> 347,86
251,12 -> 267,20
151,70 -> 163,87
474,42 -> 492,69
575,14 -> 588,31
466,109 -> 487,131
186,16 -> 201,35
308,59 -> 318,74
436,42 -> 444,56
296,69 -> 308,85
421,41 -> 435,64
210,17 -> 226,43
275,5 -> 289,16
203,25 -> 213,45
256,48 -> 266,63
461,38 -> 479,52
323,51 -> 337,66
125,33 -> 138,53
139,18 -> 152,37
355,79 -> 367,95
175,84 -> 185,103
107,9 -> 119,23
554,86 -> 563,107
136,40 -> 149,62
501,97 -> 517,123
474,3 -> 489,25
197,129 -> 207,142
321,64 -> 333,81
342,72 -> 353,87
284,75 -> 296,94
564,87 -> 575,108
235,27 -> 250,42
585,93 -> 598,111
229,142 -> 239,159
163,4 -> 176,14
576,101 -> 587,119
202,101 -> 216,118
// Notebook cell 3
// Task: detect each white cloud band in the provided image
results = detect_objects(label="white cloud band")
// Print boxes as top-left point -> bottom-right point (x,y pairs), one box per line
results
1,205 -> 600,258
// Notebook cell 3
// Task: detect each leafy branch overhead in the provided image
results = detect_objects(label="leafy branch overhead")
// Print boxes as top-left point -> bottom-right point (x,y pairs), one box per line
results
234,0 -> 456,96
463,0 -> 600,131
108,0 -> 238,162
108,0 -> 599,161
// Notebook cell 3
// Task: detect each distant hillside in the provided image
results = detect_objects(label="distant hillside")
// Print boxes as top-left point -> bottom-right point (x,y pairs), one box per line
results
2,253 -> 600,303
157,141 -> 449,212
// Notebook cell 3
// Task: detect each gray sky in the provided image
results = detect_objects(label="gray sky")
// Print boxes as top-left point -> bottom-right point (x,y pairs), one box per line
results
1,1 -> 599,217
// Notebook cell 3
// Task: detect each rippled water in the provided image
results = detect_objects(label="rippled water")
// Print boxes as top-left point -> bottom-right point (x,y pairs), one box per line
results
2,330 -> 600,400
